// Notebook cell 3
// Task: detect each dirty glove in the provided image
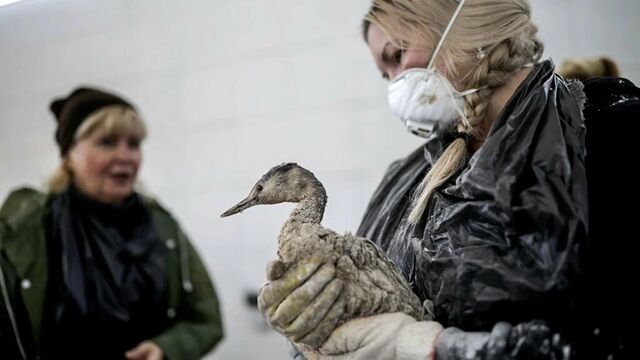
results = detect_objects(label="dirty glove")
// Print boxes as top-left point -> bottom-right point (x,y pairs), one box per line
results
257,256 -> 347,346
301,312 -> 443,360
435,320 -> 569,360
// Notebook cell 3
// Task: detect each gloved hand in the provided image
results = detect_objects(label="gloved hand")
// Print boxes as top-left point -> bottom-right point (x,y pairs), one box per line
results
301,312 -> 443,360
257,256 -> 347,346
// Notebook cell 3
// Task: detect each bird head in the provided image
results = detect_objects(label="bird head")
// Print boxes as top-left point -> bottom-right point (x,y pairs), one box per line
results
221,163 -> 320,217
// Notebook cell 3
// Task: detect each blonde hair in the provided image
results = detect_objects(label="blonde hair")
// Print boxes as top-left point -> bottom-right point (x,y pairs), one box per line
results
47,105 -> 146,193
364,0 -> 543,223
558,56 -> 621,81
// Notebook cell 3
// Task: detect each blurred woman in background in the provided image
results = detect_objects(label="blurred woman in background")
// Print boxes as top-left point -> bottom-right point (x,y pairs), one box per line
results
0,87 -> 223,360
558,55 -> 621,81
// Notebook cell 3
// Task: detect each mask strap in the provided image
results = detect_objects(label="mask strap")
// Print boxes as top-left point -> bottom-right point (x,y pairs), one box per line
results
458,87 -> 483,96
443,80 -> 470,121
426,0 -> 467,70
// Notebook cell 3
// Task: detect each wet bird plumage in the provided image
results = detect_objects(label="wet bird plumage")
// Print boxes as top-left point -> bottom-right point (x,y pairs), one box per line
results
222,163 -> 424,346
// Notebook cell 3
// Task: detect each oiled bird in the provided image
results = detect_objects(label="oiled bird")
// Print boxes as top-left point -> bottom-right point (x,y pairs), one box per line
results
221,163 -> 424,346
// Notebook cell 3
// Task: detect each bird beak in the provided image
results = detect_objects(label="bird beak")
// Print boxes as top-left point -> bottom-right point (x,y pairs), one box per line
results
220,194 -> 259,218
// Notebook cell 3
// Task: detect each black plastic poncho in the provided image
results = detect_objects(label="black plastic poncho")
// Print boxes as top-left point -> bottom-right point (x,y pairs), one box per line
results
358,60 -> 590,358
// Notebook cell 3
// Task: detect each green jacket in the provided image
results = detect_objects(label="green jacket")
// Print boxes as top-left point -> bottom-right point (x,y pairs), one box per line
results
0,187 -> 223,359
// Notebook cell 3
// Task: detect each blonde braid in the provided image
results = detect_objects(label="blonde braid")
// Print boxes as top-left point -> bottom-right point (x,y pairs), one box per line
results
408,23 -> 543,224
463,23 -> 544,139
407,137 -> 468,223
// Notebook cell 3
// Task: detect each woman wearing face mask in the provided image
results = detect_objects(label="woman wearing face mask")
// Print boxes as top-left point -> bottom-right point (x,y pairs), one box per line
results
256,0 -> 638,359
0,87 -> 223,360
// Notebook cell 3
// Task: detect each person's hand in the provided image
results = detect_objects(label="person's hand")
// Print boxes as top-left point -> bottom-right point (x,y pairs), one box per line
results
125,341 -> 163,360
257,256 -> 346,347
301,312 -> 443,360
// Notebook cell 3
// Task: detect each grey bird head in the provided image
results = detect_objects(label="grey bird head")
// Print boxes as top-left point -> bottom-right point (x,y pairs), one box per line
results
221,163 -> 320,217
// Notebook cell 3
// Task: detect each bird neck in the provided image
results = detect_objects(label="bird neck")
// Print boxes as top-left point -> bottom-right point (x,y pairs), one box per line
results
289,182 -> 327,224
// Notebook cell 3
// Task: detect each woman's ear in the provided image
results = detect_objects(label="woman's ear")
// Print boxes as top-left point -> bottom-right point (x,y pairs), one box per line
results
63,157 -> 73,174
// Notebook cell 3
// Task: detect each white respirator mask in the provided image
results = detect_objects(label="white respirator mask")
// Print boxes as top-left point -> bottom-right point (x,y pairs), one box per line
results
387,0 -> 480,138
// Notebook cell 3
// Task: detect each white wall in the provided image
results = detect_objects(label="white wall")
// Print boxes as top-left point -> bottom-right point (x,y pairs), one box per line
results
1,0 -> 638,358
533,0 -> 640,82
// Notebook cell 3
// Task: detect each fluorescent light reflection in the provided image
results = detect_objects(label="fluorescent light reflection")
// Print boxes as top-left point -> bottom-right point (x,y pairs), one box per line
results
0,0 -> 27,8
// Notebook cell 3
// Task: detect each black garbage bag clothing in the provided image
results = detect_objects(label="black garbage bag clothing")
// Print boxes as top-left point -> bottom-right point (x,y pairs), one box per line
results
357,60 -> 595,358
43,186 -> 167,359
434,320 -> 570,360
572,77 -> 640,359
358,60 -> 588,330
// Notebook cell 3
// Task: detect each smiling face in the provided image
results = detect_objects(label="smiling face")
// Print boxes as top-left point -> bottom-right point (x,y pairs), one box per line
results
66,106 -> 145,204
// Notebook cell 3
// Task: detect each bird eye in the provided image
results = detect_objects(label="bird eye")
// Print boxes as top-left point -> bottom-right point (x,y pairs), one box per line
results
256,184 -> 263,192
